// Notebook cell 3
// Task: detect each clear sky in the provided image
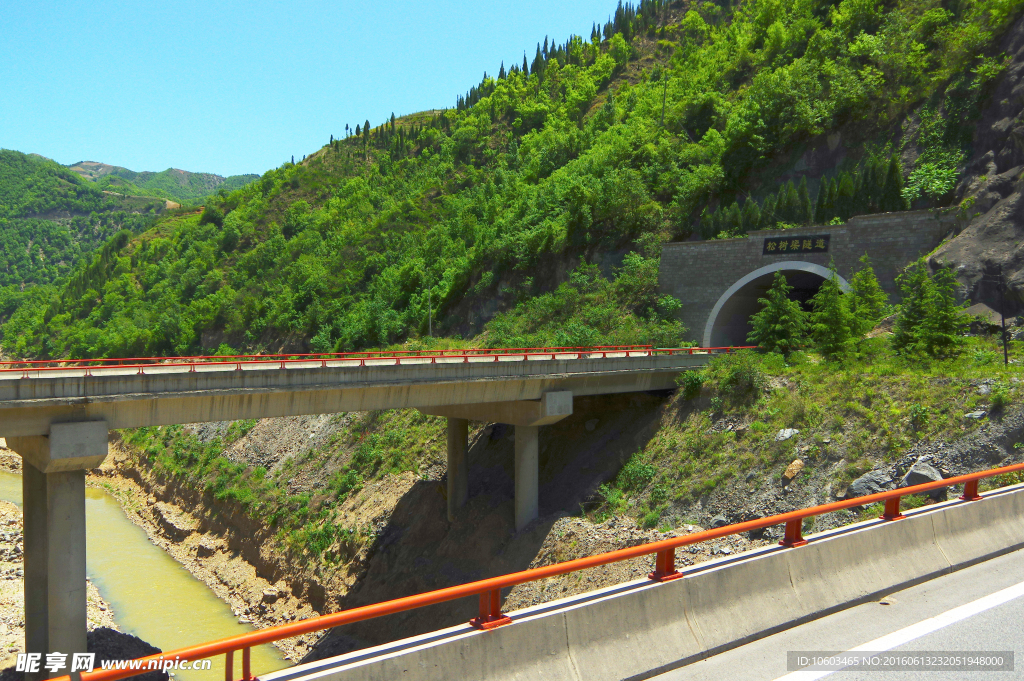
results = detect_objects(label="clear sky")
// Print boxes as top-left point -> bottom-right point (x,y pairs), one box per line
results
2,1 -> 617,177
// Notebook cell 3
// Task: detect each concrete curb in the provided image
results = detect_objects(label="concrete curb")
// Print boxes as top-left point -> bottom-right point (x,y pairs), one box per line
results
261,485 -> 1024,681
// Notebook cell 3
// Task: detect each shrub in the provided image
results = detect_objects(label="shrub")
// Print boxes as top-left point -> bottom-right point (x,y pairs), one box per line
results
617,454 -> 656,492
198,205 -> 224,227
678,370 -> 704,399
705,350 -> 771,398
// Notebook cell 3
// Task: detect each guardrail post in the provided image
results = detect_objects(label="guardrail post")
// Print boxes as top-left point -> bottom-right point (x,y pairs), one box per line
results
648,548 -> 683,582
242,647 -> 251,681
469,588 -> 511,630
225,650 -> 233,681
960,479 -> 983,501
779,518 -> 807,547
879,496 -> 904,521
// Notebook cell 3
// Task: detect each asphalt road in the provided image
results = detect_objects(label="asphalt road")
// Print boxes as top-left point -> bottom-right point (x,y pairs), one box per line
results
657,547 -> 1024,681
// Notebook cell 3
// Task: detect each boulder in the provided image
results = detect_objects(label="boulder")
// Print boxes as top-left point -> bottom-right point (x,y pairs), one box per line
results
262,588 -> 280,604
845,470 -> 894,499
709,515 -> 729,528
965,410 -> 988,419
195,538 -> 218,558
782,459 -> 804,484
775,428 -> 800,442
899,460 -> 947,501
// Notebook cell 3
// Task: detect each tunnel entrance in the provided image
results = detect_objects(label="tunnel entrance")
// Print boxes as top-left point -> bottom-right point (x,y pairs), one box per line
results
702,262 -> 850,347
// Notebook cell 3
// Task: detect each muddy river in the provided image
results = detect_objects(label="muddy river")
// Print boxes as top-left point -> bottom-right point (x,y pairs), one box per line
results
0,471 -> 288,681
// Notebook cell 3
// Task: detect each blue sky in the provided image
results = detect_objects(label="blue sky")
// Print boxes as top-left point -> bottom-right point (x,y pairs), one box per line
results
2,1 -> 616,177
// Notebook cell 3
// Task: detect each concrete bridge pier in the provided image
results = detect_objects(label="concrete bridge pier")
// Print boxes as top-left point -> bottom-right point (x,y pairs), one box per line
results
445,418 -> 469,521
420,392 -> 573,531
8,421 -> 108,668
514,426 -> 539,532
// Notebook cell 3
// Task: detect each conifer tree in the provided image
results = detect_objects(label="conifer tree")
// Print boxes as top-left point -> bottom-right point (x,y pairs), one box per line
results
881,155 -> 906,212
741,199 -> 760,232
836,172 -> 855,221
725,202 -> 742,235
797,176 -> 812,224
785,181 -> 799,223
775,183 -> 792,223
748,271 -> 807,355
825,178 -> 838,221
848,254 -> 890,335
918,267 -> 968,357
814,182 -> 828,225
759,193 -> 777,230
892,259 -> 931,353
809,263 -> 854,360
498,61 -> 506,79
523,53 -> 529,75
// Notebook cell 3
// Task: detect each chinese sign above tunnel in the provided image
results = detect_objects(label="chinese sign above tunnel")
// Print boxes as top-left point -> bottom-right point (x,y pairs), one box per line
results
763,234 -> 830,255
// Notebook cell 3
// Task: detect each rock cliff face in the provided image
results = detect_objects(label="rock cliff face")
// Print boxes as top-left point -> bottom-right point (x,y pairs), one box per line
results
934,15 -> 1024,314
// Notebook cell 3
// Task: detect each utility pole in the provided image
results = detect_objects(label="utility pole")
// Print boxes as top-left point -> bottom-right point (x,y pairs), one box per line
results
999,265 -> 1008,366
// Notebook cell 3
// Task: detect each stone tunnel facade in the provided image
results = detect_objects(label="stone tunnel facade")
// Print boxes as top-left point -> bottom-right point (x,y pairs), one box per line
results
659,210 -> 956,347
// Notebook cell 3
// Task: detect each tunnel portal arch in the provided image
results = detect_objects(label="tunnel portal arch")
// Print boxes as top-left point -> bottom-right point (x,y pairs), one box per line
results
702,261 -> 850,348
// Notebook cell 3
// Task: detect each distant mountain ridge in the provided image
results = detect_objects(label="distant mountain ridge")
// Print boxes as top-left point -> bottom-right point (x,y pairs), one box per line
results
67,160 -> 258,202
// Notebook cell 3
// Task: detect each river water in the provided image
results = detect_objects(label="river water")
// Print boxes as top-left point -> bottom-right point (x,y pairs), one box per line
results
0,471 -> 289,681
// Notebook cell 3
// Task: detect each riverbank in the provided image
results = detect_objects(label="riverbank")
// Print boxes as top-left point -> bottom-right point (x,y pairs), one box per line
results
0,452 -> 119,669
89,442 -> 321,662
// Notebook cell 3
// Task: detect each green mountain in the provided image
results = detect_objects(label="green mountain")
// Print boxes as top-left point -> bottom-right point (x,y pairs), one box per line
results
67,161 -> 259,203
4,0 -> 1022,359
0,149 -> 166,325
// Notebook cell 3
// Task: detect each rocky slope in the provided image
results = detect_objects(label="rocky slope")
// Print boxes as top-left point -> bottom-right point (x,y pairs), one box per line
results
935,14 -> 1024,313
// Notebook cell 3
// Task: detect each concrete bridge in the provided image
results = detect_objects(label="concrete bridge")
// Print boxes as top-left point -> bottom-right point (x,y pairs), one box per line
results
0,347 -> 715,665
659,210 -> 955,347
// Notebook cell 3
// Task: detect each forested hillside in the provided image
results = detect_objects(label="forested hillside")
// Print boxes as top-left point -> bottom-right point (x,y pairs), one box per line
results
4,0 -> 1023,359
68,161 -> 259,203
0,150 -> 162,329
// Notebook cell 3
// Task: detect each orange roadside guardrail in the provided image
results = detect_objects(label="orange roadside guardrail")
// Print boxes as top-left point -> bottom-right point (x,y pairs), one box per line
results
55,460 -> 1024,681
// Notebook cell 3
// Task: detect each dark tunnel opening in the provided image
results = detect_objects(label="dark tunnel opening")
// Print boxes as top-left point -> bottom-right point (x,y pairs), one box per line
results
708,270 -> 831,347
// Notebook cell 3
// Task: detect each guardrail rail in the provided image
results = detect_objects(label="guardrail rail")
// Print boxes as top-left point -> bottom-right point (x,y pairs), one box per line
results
0,345 -> 755,378
54,460 -> 1024,681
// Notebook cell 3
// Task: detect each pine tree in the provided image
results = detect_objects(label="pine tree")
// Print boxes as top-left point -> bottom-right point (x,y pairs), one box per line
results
814,182 -> 828,225
918,267 -> 968,357
725,202 -> 742,235
330,134 -> 333,144
748,271 -> 807,355
784,181 -> 799,223
797,176 -> 812,224
775,184 -> 792,223
848,254 -> 890,335
759,193 -> 777,230
881,154 -> 906,212
523,53 -> 529,75
892,259 -> 931,353
498,61 -> 506,79
741,199 -> 761,233
836,171 -> 855,221
825,178 -> 838,222
809,263 -> 854,360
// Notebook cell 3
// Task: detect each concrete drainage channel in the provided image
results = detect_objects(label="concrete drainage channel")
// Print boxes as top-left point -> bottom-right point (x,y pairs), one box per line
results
261,483 -> 1024,681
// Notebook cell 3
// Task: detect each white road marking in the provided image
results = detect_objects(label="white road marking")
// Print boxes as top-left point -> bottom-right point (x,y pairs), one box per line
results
775,580 -> 1024,680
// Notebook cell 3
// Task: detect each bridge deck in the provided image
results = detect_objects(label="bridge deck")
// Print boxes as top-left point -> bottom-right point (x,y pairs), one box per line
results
0,348 -> 718,436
